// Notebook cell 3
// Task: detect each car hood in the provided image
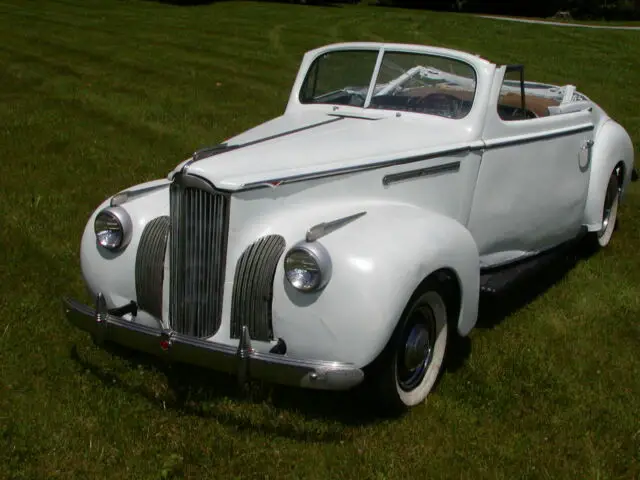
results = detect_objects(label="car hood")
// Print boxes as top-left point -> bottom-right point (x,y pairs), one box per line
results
181,110 -> 481,190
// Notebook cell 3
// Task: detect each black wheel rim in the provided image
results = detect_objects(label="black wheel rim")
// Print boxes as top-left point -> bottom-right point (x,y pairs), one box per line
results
397,304 -> 437,392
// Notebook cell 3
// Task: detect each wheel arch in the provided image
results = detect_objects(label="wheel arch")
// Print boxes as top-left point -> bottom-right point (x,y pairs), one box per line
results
583,120 -> 635,231
418,267 -> 462,334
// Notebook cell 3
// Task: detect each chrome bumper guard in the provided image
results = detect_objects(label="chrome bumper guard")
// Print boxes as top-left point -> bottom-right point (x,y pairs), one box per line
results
62,295 -> 364,391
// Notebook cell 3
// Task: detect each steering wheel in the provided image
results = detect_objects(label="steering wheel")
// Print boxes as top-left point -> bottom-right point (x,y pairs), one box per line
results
414,93 -> 463,118
347,90 -> 367,107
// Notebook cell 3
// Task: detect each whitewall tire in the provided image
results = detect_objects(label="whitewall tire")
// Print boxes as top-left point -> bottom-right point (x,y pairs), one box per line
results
371,284 -> 449,413
595,170 -> 621,248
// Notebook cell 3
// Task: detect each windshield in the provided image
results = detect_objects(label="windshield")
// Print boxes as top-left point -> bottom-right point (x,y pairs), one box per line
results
300,49 -> 477,119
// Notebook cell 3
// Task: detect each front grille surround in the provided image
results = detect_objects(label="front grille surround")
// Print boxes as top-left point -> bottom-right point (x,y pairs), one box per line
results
169,173 -> 230,338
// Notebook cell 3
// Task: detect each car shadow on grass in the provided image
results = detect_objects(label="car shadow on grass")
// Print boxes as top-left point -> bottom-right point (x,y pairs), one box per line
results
444,237 -> 599,373
70,340 -> 387,436
70,239 -> 600,429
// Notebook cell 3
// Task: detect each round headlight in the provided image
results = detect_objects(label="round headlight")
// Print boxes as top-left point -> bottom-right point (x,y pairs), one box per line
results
94,207 -> 132,251
284,242 -> 332,292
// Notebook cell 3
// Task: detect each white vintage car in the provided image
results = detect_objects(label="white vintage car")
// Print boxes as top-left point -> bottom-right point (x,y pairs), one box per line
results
64,42 -> 636,412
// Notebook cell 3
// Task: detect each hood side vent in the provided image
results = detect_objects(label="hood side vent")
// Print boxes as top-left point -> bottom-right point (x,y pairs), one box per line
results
135,216 -> 170,320
230,235 -> 286,342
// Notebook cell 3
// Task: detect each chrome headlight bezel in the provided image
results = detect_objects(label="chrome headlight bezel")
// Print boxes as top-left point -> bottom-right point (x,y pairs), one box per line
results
94,206 -> 133,251
284,241 -> 332,293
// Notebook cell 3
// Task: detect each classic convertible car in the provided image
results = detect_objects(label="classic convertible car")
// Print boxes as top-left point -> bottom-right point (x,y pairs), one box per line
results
63,42 -> 636,412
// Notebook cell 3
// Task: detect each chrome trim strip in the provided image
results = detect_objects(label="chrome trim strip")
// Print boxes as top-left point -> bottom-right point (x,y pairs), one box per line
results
185,117 -> 345,168
237,117 -> 344,149
135,216 -> 170,320
110,182 -> 170,207
382,161 -> 461,186
240,144 -> 477,191
306,211 -> 367,242
172,172 -> 218,194
236,123 -> 595,191
484,123 -> 594,149
63,296 -> 364,391
192,143 -> 240,162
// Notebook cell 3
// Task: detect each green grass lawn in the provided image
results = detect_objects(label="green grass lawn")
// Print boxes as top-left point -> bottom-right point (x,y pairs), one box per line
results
1,0 -> 639,478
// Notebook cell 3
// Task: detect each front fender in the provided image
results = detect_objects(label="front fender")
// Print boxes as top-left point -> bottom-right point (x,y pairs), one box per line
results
261,202 -> 480,368
79,180 -> 170,326
584,119 -> 635,230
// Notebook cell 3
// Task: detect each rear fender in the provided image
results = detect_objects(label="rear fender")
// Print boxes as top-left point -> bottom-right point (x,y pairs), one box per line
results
584,120 -> 635,230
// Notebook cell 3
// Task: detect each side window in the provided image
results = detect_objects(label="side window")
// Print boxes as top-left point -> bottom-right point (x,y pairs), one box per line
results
497,65 -> 533,121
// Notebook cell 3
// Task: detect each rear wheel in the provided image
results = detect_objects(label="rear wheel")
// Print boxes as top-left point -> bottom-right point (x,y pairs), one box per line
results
591,169 -> 621,248
371,283 -> 449,413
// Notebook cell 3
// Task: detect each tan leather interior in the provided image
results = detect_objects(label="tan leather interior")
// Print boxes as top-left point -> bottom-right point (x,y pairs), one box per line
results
398,86 -> 561,118
498,92 -> 560,118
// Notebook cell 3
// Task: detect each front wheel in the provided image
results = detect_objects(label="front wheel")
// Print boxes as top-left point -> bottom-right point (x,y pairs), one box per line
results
370,285 -> 449,413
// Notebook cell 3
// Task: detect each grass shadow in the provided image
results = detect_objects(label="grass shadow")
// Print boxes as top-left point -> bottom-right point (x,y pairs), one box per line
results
70,339 -> 386,436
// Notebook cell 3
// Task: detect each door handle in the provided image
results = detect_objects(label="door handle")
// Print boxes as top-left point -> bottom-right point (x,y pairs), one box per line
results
581,139 -> 594,151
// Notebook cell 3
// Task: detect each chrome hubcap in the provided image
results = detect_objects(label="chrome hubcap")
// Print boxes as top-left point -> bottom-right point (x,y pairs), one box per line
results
404,325 -> 430,371
398,306 -> 436,392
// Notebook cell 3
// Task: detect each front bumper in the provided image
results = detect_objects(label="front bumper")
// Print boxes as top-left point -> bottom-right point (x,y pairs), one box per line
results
63,295 -> 364,391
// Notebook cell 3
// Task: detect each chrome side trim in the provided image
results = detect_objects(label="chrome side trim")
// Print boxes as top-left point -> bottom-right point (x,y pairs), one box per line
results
231,235 -> 287,341
306,211 -> 367,242
236,123 -> 595,192
483,123 -> 594,149
382,161 -> 461,186
63,296 -> 364,391
135,216 -> 170,320
240,144 -> 477,191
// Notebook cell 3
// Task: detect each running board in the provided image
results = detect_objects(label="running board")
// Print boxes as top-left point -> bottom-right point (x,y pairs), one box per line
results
480,229 -> 586,294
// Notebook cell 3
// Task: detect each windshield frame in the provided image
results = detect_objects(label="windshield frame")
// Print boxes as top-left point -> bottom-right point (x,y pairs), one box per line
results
297,46 -> 479,120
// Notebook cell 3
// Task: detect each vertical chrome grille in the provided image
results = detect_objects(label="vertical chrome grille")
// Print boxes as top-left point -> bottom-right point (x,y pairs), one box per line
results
230,235 -> 286,341
135,216 -> 170,319
169,174 -> 229,338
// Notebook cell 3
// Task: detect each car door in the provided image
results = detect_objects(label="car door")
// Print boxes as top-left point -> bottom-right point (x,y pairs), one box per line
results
466,65 -> 594,267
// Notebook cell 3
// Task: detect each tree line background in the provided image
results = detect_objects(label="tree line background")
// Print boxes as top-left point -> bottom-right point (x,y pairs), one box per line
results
374,0 -> 639,19
156,0 -> 640,20
282,0 -> 640,20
